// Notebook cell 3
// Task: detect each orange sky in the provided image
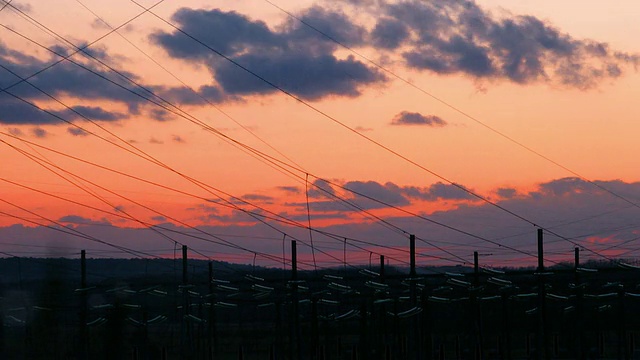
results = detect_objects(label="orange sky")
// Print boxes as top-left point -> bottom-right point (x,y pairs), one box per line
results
1,0 -> 639,267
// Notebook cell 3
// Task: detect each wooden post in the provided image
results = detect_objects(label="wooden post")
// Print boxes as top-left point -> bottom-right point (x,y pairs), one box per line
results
408,234 -> 419,359
536,229 -> 549,360
574,247 -> 585,360
291,240 -> 301,360
292,240 -> 298,281
537,229 -> 544,272
79,250 -> 88,359
380,255 -> 385,282
474,251 -> 479,285
409,234 -> 416,277
182,245 -> 188,285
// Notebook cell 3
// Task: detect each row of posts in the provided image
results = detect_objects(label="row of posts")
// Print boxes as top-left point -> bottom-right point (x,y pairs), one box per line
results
70,230 -> 632,360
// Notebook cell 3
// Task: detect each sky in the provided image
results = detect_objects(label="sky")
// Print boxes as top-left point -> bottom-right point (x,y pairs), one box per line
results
1,0 -> 640,270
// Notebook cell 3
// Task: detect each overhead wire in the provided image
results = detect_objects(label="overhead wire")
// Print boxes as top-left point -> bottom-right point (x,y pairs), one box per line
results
0,135 -> 304,266
1,129 -> 420,270
0,0 -> 580,268
0,23 -> 469,268
73,0 -> 307,173
0,136 -> 215,261
261,0 -> 640,264
0,1 -> 486,266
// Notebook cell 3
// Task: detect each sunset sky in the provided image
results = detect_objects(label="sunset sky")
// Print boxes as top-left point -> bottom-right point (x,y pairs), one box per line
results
1,0 -> 640,270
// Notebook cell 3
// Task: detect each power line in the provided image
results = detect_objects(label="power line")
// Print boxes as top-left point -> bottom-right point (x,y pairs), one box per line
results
0,3 -> 490,264
2,1 -> 616,266
261,0 -> 640,264
73,0 -> 306,173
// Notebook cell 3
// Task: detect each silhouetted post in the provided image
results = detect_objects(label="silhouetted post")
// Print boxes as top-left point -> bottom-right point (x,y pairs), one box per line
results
409,234 -> 416,277
409,234 -> 417,305
536,229 -> 549,360
291,240 -> 301,360
474,251 -> 479,285
408,234 -> 419,359
292,240 -> 298,281
574,247 -> 585,360
79,250 -> 88,359
182,245 -> 188,285
380,255 -> 385,282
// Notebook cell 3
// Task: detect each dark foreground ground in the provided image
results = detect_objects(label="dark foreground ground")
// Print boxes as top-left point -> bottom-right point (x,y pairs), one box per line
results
1,257 -> 640,359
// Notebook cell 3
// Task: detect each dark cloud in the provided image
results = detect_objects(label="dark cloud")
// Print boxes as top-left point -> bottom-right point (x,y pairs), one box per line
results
391,112 -> 447,126
148,108 -> 173,122
213,53 -> 382,100
496,187 -> 517,199
56,105 -> 127,122
535,177 -> 590,197
67,127 -> 89,136
307,179 -> 336,199
344,180 -> 410,207
0,40 -> 216,125
371,18 -> 410,49
0,95 -> 61,125
376,0 -> 638,88
58,215 -> 111,226
290,179 -> 477,213
149,137 -> 163,144
172,135 -> 186,143
31,127 -> 48,138
278,186 -> 300,194
401,182 -> 475,201
241,193 -> 274,202
151,215 -> 167,222
7,127 -> 24,137
283,5 -> 368,49
151,7 -> 384,100
157,84 -> 230,105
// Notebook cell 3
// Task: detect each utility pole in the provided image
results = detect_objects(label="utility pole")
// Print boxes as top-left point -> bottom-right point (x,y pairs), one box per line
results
536,229 -> 549,360
291,240 -> 301,360
409,234 -> 416,277
409,234 -> 416,304
408,234 -> 419,359
574,247 -> 584,360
